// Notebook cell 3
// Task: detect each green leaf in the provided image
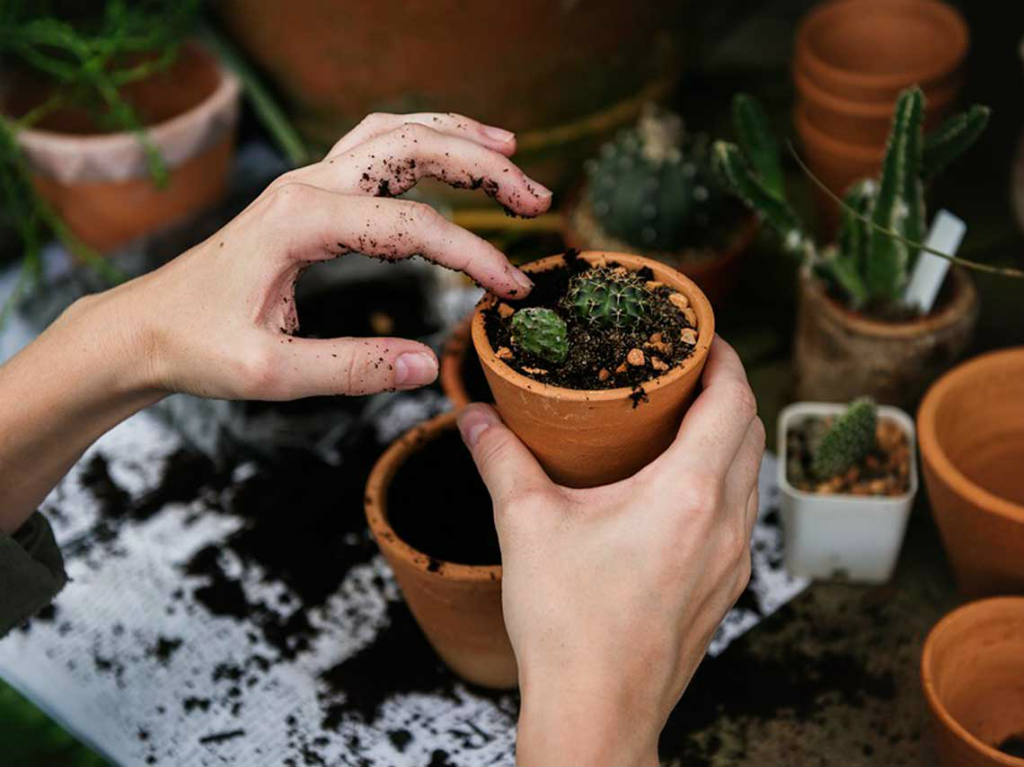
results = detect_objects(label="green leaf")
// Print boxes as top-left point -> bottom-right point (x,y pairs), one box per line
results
731,93 -> 785,200
922,104 -> 990,180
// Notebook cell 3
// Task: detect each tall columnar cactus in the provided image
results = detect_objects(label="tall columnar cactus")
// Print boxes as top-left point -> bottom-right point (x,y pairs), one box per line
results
563,269 -> 650,329
712,88 -> 990,311
811,397 -> 878,480
585,105 -> 724,251
510,307 -> 568,365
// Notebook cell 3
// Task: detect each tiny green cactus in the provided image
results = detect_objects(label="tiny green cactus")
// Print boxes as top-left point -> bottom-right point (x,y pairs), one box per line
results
564,268 -> 650,329
585,105 -> 725,251
510,307 -> 568,365
811,398 -> 878,480
712,88 -> 990,312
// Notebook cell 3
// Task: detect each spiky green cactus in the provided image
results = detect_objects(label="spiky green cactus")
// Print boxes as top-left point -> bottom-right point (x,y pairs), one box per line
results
712,89 -> 990,311
585,106 -> 724,251
811,398 -> 878,480
563,269 -> 650,329
510,307 -> 568,365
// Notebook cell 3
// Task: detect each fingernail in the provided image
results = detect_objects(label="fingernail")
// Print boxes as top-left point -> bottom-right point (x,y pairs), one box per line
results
512,269 -> 534,293
527,177 -> 552,199
394,352 -> 437,389
457,405 -> 499,448
483,125 -> 515,143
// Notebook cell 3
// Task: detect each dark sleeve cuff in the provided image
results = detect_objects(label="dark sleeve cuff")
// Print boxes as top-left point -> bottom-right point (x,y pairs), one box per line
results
0,512 -> 68,636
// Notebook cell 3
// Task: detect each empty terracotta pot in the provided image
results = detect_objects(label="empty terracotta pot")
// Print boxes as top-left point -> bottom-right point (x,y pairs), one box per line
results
921,596 -> 1024,766
918,348 -> 1024,597
471,251 -> 714,488
794,0 -> 968,104
565,194 -> 759,305
440,313 -> 482,409
364,411 -> 515,689
794,267 -> 978,408
6,42 -> 240,252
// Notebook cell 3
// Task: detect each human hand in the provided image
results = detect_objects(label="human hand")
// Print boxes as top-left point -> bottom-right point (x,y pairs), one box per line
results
71,111 -> 551,400
457,338 -> 764,766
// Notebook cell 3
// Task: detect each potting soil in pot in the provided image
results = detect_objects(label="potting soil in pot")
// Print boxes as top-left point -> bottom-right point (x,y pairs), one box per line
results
484,252 -> 698,390
786,415 -> 911,496
388,429 -> 500,566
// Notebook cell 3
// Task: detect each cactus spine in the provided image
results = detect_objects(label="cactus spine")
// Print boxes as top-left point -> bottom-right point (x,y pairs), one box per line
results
564,269 -> 650,329
510,307 -> 568,365
811,398 -> 878,480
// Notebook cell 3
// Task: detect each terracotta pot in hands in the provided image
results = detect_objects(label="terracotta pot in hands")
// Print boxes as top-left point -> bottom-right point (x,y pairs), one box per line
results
364,412 -> 515,689
918,348 -> 1024,597
921,596 -> 1024,766
471,251 -> 714,488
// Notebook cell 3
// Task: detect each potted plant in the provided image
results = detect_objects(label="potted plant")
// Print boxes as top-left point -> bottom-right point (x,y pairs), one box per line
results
0,0 -> 241,263
470,249 -> 713,487
715,88 -> 991,408
364,411 -> 515,689
565,104 -> 757,303
778,397 -> 918,583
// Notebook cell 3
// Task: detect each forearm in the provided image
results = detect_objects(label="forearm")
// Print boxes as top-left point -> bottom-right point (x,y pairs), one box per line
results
0,292 -> 161,533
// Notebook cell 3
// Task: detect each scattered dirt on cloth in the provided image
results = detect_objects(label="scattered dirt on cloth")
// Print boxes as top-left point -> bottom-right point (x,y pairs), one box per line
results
484,252 -> 697,390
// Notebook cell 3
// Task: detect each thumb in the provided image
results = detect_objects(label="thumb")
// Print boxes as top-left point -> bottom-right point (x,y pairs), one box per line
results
457,404 -> 552,512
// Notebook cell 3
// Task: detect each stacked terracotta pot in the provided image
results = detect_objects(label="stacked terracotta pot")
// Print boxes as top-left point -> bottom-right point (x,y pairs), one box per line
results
793,0 -> 968,231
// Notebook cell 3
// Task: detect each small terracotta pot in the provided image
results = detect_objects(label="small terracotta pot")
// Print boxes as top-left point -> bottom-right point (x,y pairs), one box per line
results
564,193 -> 759,305
471,251 -> 714,488
918,348 -> 1024,597
364,411 -> 515,689
6,42 -> 240,252
794,267 -> 978,408
921,596 -> 1024,766
794,0 -> 968,104
440,314 -> 474,409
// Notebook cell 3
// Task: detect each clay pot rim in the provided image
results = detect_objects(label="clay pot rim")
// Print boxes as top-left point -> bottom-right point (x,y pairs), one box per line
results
471,251 -> 715,402
794,0 -> 969,92
920,596 -> 1024,767
795,104 -> 885,163
440,314 -> 475,409
364,410 -> 502,582
777,401 -> 918,504
800,267 -> 977,339
793,65 -> 959,119
917,347 -> 1024,524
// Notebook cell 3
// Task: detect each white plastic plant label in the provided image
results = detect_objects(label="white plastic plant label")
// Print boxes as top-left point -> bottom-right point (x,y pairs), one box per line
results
903,210 -> 966,313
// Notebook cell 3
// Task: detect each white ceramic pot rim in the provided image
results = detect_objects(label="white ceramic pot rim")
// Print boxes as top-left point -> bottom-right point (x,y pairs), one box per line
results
13,52 -> 241,184
777,401 -> 919,505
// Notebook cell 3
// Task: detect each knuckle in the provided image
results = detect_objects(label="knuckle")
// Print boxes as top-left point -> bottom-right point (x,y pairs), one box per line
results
236,345 -> 280,397
683,472 -> 723,516
400,199 -> 444,230
751,416 -> 767,449
731,555 -> 752,600
267,181 -> 315,215
397,121 -> 433,142
726,379 -> 758,422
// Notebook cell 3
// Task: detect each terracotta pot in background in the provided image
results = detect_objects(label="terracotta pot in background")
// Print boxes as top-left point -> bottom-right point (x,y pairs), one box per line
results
440,312 -> 492,409
794,267 -> 978,409
471,251 -> 714,488
918,348 -> 1024,597
921,596 -> 1024,766
6,42 -> 240,253
364,412 -> 515,689
564,195 -> 759,305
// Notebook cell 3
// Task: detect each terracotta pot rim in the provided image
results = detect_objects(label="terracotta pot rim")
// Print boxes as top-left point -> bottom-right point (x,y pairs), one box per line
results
795,104 -> 885,163
471,251 -> 715,401
440,314 -> 475,409
795,0 -> 969,90
917,347 -> 1024,524
800,267 -> 977,339
793,65 -> 959,119
920,596 -> 1024,767
364,410 -> 502,582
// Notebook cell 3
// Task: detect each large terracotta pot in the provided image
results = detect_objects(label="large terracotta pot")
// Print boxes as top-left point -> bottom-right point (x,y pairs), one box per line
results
794,0 -> 968,104
918,348 -> 1024,597
471,251 -> 714,488
215,0 -> 680,191
921,596 -> 1024,766
5,42 -> 240,253
794,267 -> 977,409
565,193 -> 759,305
364,411 -> 515,689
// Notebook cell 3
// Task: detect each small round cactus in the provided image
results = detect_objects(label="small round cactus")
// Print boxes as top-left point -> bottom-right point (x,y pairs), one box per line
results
811,397 -> 878,480
564,269 -> 650,330
510,307 -> 568,365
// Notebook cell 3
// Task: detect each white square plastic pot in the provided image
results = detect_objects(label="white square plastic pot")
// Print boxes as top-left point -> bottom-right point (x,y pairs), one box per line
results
777,402 -> 918,584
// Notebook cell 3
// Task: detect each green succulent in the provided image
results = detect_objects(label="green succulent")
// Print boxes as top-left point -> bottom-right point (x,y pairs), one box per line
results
811,398 -> 878,480
510,307 -> 568,365
563,268 -> 650,330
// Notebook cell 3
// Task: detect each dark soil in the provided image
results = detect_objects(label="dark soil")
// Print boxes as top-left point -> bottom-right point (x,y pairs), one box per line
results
484,251 -> 697,390
786,415 -> 911,496
387,429 -> 499,566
